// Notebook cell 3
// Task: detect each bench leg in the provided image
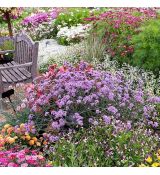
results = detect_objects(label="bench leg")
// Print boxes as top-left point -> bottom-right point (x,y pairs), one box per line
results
0,94 -> 3,112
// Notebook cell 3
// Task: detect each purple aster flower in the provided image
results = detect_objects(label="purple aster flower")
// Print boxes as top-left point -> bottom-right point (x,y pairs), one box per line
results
107,106 -> 118,114
103,115 -> 111,125
126,121 -> 132,130
73,113 -> 83,126
52,121 -> 60,130
49,136 -> 59,143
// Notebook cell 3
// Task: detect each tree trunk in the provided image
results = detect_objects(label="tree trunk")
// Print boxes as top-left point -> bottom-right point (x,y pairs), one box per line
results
4,11 -> 13,37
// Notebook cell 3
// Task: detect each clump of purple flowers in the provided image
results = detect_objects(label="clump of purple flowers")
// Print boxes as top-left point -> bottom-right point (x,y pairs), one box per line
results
22,9 -> 58,27
24,61 -> 160,133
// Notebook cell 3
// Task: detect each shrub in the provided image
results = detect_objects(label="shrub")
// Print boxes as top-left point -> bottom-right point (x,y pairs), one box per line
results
131,19 -> 160,75
17,8 -> 61,40
51,123 -> 158,167
20,62 -> 160,136
57,24 -> 91,45
85,8 -> 157,65
54,8 -> 91,29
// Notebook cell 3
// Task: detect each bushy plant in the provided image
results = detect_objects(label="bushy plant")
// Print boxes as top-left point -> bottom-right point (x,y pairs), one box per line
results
0,147 -> 51,167
0,122 -> 43,149
0,28 -> 9,37
19,62 -> 160,136
57,24 -> 91,45
0,40 -> 14,51
50,123 -> 158,167
0,40 -> 14,61
91,56 -> 160,95
17,8 -> 61,40
139,149 -> 160,167
39,42 -> 85,73
131,19 -> 160,75
86,8 -> 157,65
54,8 -> 91,29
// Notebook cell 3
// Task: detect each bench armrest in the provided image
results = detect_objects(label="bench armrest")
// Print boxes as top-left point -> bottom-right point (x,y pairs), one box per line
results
0,62 -> 33,71
0,50 -> 15,55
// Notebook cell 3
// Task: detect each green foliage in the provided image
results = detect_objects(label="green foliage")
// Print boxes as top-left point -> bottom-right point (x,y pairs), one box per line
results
54,8 -> 106,29
0,40 -> 14,60
0,40 -> 14,51
131,19 -> 160,75
0,109 -> 30,129
54,8 -> 91,28
50,125 -> 158,167
83,26 -> 107,62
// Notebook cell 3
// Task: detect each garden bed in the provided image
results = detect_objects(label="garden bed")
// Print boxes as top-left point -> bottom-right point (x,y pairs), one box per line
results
0,7 -> 160,167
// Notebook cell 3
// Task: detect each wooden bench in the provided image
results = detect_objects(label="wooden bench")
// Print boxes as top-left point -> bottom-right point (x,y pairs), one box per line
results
0,33 -> 39,111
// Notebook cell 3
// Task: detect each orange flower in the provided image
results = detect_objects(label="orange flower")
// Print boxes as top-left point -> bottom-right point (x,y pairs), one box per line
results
25,135 -> 31,141
7,127 -> 13,134
0,139 -> 5,146
8,137 -> 15,144
43,141 -> 48,145
32,137 -> 38,142
29,140 -> 35,146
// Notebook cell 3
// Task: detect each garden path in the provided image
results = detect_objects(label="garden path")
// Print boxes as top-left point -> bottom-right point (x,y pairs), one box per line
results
38,39 -> 67,67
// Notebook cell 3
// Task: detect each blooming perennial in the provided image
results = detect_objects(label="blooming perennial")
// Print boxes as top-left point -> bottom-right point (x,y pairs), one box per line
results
57,24 -> 91,45
0,147 -> 51,167
20,62 -> 160,135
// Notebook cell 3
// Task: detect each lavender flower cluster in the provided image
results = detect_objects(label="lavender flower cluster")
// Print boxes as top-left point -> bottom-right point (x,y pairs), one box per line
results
24,62 -> 160,133
22,10 -> 58,27
15,8 -> 61,40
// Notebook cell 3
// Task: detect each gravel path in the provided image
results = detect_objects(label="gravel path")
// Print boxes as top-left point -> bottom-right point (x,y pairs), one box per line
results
38,39 -> 67,67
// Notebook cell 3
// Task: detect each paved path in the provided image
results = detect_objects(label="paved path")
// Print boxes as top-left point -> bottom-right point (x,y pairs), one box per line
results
38,39 -> 67,67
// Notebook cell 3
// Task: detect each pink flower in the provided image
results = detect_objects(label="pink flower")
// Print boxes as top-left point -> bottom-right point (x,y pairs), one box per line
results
21,163 -> 28,167
8,162 -> 18,167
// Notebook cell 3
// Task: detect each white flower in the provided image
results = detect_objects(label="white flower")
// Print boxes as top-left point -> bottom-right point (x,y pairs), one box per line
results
57,24 -> 92,44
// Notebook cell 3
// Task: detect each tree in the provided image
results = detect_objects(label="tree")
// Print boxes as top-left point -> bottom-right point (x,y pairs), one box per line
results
0,8 -> 18,37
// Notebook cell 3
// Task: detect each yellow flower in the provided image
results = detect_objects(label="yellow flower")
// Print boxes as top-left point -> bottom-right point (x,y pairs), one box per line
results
36,142 -> 41,146
25,135 -> 31,141
146,156 -> 152,164
139,164 -> 147,167
151,162 -> 160,167
14,136 -> 18,139
4,124 -> 11,129
20,123 -> 25,129
8,137 -> 15,144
